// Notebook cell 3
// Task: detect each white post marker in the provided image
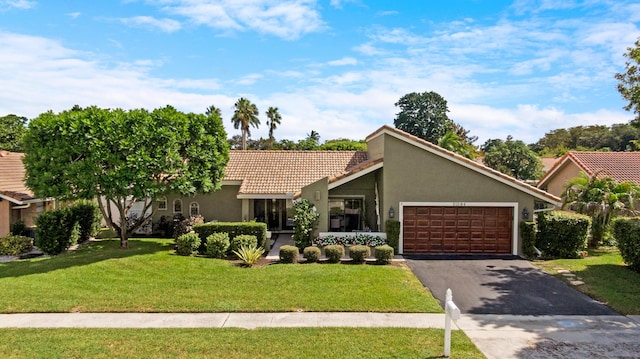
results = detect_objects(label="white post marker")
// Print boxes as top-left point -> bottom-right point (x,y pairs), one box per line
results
444,288 -> 461,357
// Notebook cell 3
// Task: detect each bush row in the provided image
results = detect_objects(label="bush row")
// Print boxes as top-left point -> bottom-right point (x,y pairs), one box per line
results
612,217 -> 640,272
279,244 -> 394,264
193,222 -> 268,251
174,221 -> 266,258
35,201 -> 102,255
536,211 -> 590,259
0,234 -> 33,256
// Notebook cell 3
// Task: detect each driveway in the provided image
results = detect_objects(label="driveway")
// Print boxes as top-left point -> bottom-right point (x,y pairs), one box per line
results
405,257 -> 617,315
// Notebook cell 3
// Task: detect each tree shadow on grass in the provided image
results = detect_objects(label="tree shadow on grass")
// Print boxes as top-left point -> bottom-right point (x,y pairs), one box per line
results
0,239 -> 173,279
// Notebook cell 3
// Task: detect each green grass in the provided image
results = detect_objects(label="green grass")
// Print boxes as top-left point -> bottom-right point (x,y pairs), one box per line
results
533,247 -> 640,315
0,328 -> 485,359
0,238 -> 441,313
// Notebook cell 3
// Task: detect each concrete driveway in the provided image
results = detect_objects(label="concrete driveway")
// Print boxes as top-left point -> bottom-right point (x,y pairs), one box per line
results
405,257 -> 617,315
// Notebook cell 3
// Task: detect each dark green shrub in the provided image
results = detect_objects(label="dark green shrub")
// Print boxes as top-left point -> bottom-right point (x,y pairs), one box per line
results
35,207 -> 80,255
612,217 -> 640,271
537,211 -> 590,259
520,221 -> 537,258
293,199 -> 319,249
70,200 -> 102,242
349,245 -> 370,264
386,219 -> 400,253
205,232 -> 230,258
10,220 -> 28,237
194,222 -> 268,250
279,245 -> 299,264
231,234 -> 258,254
375,245 -> 394,264
324,244 -> 344,264
0,234 -> 33,256
175,232 -> 201,256
303,246 -> 321,263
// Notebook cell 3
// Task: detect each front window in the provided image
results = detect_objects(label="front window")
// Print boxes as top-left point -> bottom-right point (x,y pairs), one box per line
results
190,202 -> 199,216
328,198 -> 363,232
157,196 -> 167,210
173,199 -> 182,213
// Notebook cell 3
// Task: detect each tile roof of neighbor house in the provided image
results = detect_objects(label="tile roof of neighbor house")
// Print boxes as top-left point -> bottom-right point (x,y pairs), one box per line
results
365,125 -> 562,205
539,151 -> 640,186
0,151 -> 38,203
224,150 -> 369,195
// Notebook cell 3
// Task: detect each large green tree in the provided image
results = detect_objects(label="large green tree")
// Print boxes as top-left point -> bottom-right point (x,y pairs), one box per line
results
0,114 -> 27,152
616,38 -> 640,126
394,91 -> 453,144
265,106 -> 281,149
562,171 -> 640,248
231,97 -> 260,150
23,105 -> 229,248
482,136 -> 543,180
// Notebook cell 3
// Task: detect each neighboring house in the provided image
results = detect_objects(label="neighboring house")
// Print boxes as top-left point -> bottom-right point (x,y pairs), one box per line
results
0,151 -> 55,237
155,125 -> 561,256
537,151 -> 640,198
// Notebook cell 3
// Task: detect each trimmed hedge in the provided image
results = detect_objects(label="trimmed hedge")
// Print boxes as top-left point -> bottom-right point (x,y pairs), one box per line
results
70,200 -> 102,242
35,207 -> 80,255
612,217 -> 640,271
375,245 -> 394,264
194,222 -> 268,250
175,232 -> 201,256
303,246 -> 321,263
385,219 -> 400,254
10,220 -> 28,237
520,221 -> 537,259
349,245 -> 370,264
279,245 -> 299,264
231,235 -> 258,254
205,232 -> 230,258
537,211 -> 590,259
0,234 -> 33,256
325,244 -> 344,263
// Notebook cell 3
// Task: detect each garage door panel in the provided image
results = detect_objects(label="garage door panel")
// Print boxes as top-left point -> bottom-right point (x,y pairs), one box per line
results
403,206 -> 513,254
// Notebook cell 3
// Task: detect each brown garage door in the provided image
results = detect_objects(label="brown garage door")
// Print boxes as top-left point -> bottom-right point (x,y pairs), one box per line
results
402,206 -> 513,254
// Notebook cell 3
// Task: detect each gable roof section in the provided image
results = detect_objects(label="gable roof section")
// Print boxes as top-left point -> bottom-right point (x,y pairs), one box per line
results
538,151 -> 640,187
365,125 -> 561,206
0,151 -> 40,204
225,150 -> 369,197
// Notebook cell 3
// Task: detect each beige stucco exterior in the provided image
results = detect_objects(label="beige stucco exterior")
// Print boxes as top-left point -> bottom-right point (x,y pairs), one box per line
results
0,199 -> 53,237
538,160 -> 581,197
151,185 -> 243,225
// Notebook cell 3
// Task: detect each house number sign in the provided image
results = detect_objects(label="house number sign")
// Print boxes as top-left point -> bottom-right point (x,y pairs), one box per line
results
452,202 -> 466,207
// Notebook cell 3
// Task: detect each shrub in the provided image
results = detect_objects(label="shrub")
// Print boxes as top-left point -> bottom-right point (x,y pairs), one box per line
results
194,222 -> 268,250
279,245 -> 299,264
536,211 -> 590,259
374,245 -> 394,264
293,199 -> 319,248
324,244 -> 344,264
303,246 -> 321,263
349,245 -> 370,264
386,219 -> 400,253
174,215 -> 204,240
10,220 -> 28,237
231,234 -> 258,254
175,232 -> 201,256
233,245 -> 265,267
70,200 -> 102,242
205,232 -> 230,258
35,207 -> 80,255
313,233 -> 386,247
0,234 -> 33,256
520,221 -> 537,258
612,217 -> 640,271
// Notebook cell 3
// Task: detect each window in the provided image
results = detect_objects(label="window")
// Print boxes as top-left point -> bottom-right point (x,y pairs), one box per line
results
157,196 -> 167,210
173,199 -> 182,213
328,198 -> 363,232
190,202 -> 199,217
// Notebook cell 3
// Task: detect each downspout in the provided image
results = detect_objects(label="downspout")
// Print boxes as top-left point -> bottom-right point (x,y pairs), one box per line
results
12,203 -> 31,210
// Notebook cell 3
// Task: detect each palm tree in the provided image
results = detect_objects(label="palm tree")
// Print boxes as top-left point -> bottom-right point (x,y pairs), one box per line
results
562,171 -> 640,247
265,106 -> 281,149
437,131 -> 476,159
231,98 -> 260,150
206,105 -> 222,118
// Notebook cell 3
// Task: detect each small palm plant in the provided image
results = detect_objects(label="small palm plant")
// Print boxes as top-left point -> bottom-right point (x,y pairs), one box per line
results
233,245 -> 265,267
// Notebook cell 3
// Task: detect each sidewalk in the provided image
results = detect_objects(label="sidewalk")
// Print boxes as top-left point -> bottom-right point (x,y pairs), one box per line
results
2,312 -> 639,358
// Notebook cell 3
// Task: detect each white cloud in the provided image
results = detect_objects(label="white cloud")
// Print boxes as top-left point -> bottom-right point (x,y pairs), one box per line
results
67,11 -> 81,19
235,73 -> 263,85
158,0 -> 326,40
327,57 -> 357,66
119,16 -> 182,32
0,0 -> 35,10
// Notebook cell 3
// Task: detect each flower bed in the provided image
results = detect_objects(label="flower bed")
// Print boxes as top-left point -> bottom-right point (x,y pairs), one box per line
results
314,232 -> 386,247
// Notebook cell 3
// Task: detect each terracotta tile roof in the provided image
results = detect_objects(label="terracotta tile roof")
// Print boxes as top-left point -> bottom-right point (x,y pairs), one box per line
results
225,150 -> 369,195
0,151 -> 37,203
366,125 -> 562,205
567,151 -> 640,184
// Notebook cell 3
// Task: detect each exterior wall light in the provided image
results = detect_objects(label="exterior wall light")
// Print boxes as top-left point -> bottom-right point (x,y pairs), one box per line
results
522,207 -> 529,221
389,206 -> 395,218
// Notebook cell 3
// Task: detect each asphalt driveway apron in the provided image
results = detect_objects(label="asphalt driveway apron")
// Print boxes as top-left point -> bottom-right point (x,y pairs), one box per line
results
405,257 -> 617,315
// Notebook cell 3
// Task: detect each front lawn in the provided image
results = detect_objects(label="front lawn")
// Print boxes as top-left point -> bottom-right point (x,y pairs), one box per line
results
0,328 -> 485,359
533,247 -> 640,315
0,238 -> 441,313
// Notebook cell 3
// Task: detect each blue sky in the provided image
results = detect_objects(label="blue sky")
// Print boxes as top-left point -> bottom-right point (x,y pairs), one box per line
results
1,0 -> 639,144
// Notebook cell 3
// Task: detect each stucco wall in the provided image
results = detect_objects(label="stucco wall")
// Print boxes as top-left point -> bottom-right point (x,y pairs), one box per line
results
542,161 -> 581,198
301,177 -> 329,233
152,185 -> 242,225
0,200 -> 10,237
